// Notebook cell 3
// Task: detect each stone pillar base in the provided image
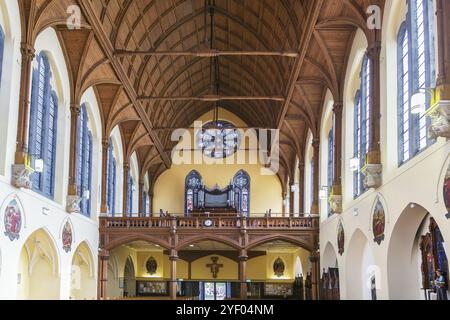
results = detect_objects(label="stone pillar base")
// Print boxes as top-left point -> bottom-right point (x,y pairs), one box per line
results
11,164 -> 34,189
362,163 -> 382,189
427,100 -> 450,139
66,195 -> 81,214
329,195 -> 343,214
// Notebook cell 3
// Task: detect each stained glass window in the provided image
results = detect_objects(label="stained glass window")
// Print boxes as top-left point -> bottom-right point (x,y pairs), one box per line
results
397,0 -> 436,165
28,53 -> 58,199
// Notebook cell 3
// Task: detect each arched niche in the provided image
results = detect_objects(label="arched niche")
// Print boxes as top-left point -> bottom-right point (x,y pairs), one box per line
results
345,229 -> 375,300
387,204 -> 449,300
70,241 -> 96,300
17,228 -> 60,300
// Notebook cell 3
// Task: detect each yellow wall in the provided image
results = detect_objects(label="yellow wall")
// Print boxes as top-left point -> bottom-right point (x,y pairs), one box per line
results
247,256 -> 267,280
153,109 -> 283,215
191,255 -> 238,280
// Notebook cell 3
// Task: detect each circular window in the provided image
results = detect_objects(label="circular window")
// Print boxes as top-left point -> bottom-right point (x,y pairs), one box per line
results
196,121 -> 240,159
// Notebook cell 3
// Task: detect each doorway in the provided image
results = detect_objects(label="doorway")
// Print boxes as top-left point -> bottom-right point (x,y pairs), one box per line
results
203,282 -> 228,300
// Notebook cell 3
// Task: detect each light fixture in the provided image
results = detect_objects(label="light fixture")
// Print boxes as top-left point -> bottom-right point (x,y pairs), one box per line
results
411,88 -> 436,114
34,159 -> 44,173
353,208 -> 359,216
291,184 -> 298,192
319,187 -> 328,200
350,157 -> 360,172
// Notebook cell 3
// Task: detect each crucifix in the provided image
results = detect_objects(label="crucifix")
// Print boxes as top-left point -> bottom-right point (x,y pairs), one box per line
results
206,256 -> 223,279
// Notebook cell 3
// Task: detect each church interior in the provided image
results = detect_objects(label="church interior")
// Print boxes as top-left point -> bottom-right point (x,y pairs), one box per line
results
0,0 -> 449,301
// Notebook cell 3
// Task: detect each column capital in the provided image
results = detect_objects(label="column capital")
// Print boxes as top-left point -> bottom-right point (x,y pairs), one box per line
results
312,138 -> 320,149
332,101 -> 343,113
99,249 -> 110,260
123,162 -> 130,170
102,138 -> 110,150
70,103 -> 81,117
20,42 -> 35,59
309,251 -> 320,263
298,162 -> 305,170
367,41 -> 382,58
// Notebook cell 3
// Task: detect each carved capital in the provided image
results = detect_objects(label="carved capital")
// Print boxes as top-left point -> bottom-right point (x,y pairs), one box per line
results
427,100 -> 450,139
312,138 -> 320,149
20,42 -> 35,59
361,163 -> 383,189
367,41 -> 382,59
333,102 -> 343,114
70,104 -> 81,118
11,164 -> 34,189
102,138 -> 110,150
66,195 -> 82,214
298,162 -> 305,170
329,195 -> 343,214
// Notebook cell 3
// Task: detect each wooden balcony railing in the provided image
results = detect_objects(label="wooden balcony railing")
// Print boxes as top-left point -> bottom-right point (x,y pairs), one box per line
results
99,215 -> 319,230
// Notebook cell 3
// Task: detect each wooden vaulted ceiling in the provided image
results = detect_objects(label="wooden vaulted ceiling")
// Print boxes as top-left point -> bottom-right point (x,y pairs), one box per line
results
21,0 -> 385,191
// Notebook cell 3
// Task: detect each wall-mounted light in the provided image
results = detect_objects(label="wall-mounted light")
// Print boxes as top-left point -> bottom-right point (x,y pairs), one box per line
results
291,184 -> 298,192
319,187 -> 328,200
411,88 -> 436,114
34,159 -> 44,173
350,157 -> 359,172
353,208 -> 359,216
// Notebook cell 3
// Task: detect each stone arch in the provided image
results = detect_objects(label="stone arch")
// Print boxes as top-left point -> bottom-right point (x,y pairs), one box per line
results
104,234 -> 171,252
322,241 -> 339,270
345,229 -> 375,300
17,228 -> 61,300
247,235 -> 314,252
123,256 -> 136,298
70,241 -> 96,300
387,203 -> 448,299
176,235 -> 241,251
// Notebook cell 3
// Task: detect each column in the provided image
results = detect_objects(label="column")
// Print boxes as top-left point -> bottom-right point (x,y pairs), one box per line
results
282,191 -> 288,216
100,138 -> 110,215
309,251 -> 320,300
362,40 -> 383,189
97,249 -> 109,300
428,0 -> 450,139
330,102 -> 343,214
169,250 -> 178,300
239,249 -> 248,300
311,138 -> 320,215
289,182 -> 295,215
66,104 -> 81,214
138,179 -> 144,216
122,162 -> 130,215
298,162 -> 305,214
12,42 -> 36,189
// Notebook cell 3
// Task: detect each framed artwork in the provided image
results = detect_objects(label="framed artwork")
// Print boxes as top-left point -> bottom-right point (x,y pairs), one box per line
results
444,164 -> 450,217
273,258 -> 285,277
372,199 -> 385,245
146,257 -> 158,275
4,198 -> 22,241
337,220 -> 345,256
62,220 -> 73,253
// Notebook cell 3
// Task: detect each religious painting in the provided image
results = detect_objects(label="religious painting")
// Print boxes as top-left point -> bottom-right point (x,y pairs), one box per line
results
372,199 -> 385,245
146,257 -> 158,275
62,221 -> 73,253
444,164 -> 450,217
4,198 -> 22,241
337,221 -> 345,256
273,258 -> 285,277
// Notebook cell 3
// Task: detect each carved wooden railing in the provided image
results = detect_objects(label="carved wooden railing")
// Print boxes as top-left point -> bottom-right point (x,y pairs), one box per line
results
99,215 -> 319,230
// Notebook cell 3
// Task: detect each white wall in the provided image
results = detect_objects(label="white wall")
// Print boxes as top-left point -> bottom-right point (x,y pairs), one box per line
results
320,0 -> 450,300
0,25 -> 99,299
